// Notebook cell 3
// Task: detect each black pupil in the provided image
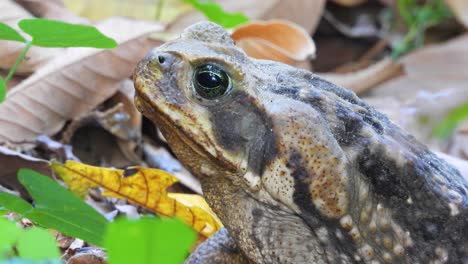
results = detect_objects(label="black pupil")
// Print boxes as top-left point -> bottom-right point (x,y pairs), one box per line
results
194,64 -> 229,99
197,71 -> 221,88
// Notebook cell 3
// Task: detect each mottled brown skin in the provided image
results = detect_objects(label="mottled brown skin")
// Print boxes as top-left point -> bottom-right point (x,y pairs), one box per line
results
133,22 -> 468,263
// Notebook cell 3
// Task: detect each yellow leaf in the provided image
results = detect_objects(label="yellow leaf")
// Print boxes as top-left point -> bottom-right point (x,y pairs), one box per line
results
51,160 -> 222,237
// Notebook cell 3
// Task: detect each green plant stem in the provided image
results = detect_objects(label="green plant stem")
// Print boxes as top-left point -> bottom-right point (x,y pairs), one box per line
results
5,40 -> 32,83
155,0 -> 165,21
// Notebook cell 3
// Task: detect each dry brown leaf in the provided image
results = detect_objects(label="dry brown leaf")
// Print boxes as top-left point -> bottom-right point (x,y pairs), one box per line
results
15,0 -> 89,23
319,58 -> 403,94
51,160 -> 222,237
0,146 -> 51,197
0,18 -> 164,144
169,0 -> 325,34
232,20 -> 316,65
373,33 -> 468,98
106,79 -> 142,141
0,0 -> 60,73
445,0 -> 468,28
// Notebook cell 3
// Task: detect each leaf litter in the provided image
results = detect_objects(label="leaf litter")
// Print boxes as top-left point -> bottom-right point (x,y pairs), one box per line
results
0,0 -> 467,263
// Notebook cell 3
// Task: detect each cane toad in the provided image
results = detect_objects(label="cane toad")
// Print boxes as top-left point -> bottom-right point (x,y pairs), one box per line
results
133,21 -> 468,263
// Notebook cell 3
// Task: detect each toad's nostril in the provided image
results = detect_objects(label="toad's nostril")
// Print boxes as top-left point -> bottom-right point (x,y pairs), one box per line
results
158,55 -> 166,64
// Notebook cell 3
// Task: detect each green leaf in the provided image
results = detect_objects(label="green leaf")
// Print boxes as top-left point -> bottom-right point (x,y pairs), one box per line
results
0,77 -> 6,103
433,103 -> 468,139
18,169 -> 108,246
18,19 -> 117,48
105,217 -> 196,264
0,192 -> 33,215
16,228 -> 60,260
0,218 -> 22,260
184,0 -> 249,28
0,22 -> 25,42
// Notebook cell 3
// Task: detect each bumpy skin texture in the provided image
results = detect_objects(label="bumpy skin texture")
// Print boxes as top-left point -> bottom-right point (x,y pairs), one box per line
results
133,22 -> 468,263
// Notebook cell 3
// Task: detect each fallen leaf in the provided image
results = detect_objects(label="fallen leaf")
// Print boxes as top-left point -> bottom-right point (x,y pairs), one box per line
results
0,0 -> 60,73
51,160 -> 222,237
102,79 -> 142,141
169,0 -> 326,34
232,20 -> 316,65
319,58 -> 403,94
445,0 -> 468,28
0,146 -> 51,198
143,143 -> 202,194
373,33 -> 468,98
0,17 -> 163,144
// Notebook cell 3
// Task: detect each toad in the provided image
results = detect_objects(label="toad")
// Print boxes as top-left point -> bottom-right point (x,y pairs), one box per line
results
133,21 -> 467,263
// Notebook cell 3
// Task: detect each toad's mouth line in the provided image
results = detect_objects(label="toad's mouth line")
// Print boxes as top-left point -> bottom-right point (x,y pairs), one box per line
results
134,92 -> 238,173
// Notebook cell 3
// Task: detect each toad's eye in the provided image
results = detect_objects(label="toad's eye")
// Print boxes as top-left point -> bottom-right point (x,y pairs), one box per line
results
193,64 -> 231,100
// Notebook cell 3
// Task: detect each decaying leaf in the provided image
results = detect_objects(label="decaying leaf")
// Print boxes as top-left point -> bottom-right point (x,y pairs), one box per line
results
0,0 -> 60,73
0,146 -> 51,197
232,20 -> 316,65
373,33 -> 468,97
51,160 -> 222,237
319,58 -> 403,94
0,18 -> 163,145
445,0 -> 468,28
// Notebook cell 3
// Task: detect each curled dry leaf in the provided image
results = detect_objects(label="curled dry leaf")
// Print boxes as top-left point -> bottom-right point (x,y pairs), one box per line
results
231,20 -> 316,65
0,0 -> 60,73
0,17 -> 164,145
0,146 -> 51,197
445,0 -> 468,28
169,0 -> 325,34
51,160 -> 222,238
319,58 -> 403,94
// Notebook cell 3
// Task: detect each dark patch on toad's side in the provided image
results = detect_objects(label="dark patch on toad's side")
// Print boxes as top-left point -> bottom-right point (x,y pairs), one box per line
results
208,90 -> 278,176
356,141 -> 468,262
287,149 -> 360,263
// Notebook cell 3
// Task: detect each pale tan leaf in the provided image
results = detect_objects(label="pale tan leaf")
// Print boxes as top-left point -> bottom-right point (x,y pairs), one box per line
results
0,18 -> 164,144
366,35 -> 468,154
0,0 -> 60,73
373,33 -> 468,98
319,58 -> 403,94
232,20 -> 316,65
445,0 -> 468,28
169,0 -> 326,34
